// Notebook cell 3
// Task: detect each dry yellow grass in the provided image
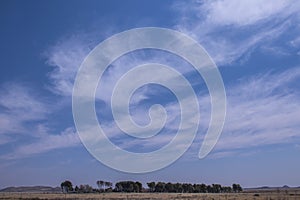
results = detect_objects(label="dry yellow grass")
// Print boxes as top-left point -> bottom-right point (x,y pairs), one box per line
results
0,190 -> 300,200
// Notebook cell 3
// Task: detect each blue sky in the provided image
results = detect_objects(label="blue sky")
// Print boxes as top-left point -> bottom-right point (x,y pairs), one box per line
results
1,0 -> 300,188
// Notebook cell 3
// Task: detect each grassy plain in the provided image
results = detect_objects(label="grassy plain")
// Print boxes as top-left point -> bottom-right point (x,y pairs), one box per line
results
1,189 -> 300,200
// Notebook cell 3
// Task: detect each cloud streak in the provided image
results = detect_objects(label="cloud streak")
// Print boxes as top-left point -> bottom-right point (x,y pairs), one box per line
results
0,83 -> 80,159
174,0 -> 300,65
3,127 -> 80,160
0,83 -> 49,136
111,67 -> 300,158
210,67 -> 300,156
3,0 -> 299,162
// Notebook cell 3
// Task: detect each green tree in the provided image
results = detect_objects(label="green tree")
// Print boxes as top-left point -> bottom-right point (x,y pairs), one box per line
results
165,182 -> 174,193
97,180 -> 104,191
74,185 -> 79,193
212,184 -> 222,193
207,185 -> 213,193
134,181 -> 143,192
79,184 -> 93,193
105,181 -> 113,191
221,186 -> 232,193
236,184 -> 243,192
155,182 -> 166,192
200,184 -> 207,193
232,184 -> 242,193
61,180 -> 73,193
115,181 -> 139,193
147,182 -> 156,192
115,182 -> 123,192
174,183 -> 183,193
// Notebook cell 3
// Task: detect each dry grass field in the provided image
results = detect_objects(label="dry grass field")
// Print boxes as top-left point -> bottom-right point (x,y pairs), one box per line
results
1,189 -> 300,200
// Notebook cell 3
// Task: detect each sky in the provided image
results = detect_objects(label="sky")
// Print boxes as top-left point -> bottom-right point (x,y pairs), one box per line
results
0,0 -> 300,189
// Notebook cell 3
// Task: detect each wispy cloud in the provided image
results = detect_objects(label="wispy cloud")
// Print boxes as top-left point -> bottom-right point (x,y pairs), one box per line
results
112,67 -> 300,158
174,0 -> 300,65
208,67 -> 300,157
0,83 -> 49,136
44,29 -> 119,97
22,0 -> 300,161
0,82 -> 80,159
290,36 -> 300,47
44,35 -> 94,96
3,127 -> 80,160
196,0 -> 292,26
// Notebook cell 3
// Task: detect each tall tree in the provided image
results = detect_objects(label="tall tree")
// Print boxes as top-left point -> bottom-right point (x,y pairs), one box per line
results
232,184 -> 238,192
103,181 -> 113,191
79,184 -> 93,193
155,182 -> 166,192
115,182 -> 123,192
115,181 -> 139,192
212,184 -> 222,193
134,181 -> 143,192
200,184 -> 207,193
236,184 -> 243,192
105,181 -> 113,189
222,186 -> 232,193
207,185 -> 213,193
147,182 -> 155,192
61,180 -> 73,193
74,185 -> 79,193
165,182 -> 174,193
97,180 -> 104,191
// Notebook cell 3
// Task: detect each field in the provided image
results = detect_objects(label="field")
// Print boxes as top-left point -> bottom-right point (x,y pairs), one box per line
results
1,189 -> 300,200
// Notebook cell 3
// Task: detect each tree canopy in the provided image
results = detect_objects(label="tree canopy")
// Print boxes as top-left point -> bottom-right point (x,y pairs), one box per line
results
60,180 -> 73,193
60,180 -> 242,194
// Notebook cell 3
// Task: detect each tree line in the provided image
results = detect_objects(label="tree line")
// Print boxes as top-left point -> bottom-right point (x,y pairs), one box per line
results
146,182 -> 242,193
61,180 -> 242,193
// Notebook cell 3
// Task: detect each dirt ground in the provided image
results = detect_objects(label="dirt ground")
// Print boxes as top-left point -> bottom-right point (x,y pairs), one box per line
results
0,189 -> 300,200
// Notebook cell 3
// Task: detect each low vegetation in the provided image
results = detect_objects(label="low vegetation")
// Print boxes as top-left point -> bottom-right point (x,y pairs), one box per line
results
1,190 -> 300,200
3,180 -> 299,199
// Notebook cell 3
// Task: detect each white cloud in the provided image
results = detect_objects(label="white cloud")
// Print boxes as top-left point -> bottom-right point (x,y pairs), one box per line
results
290,36 -> 300,47
174,67 -> 300,159
44,29 -> 119,97
45,35 -> 93,96
209,67 -> 300,156
3,127 -> 80,160
0,83 -> 49,137
13,28 -> 201,159
201,0 -> 291,26
0,83 -> 48,120
40,1 -> 300,160
163,67 -> 300,159
115,64 -> 300,157
174,0 -> 300,65
0,82 -> 81,158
